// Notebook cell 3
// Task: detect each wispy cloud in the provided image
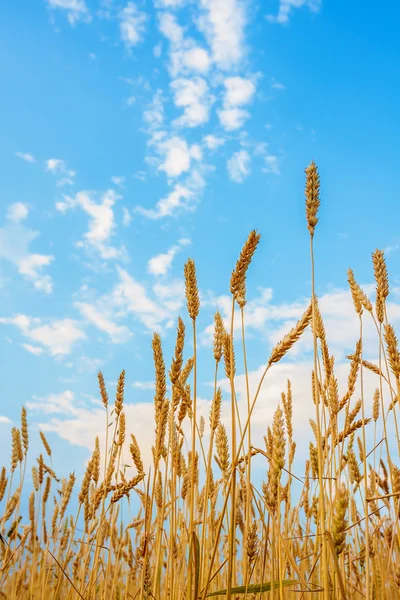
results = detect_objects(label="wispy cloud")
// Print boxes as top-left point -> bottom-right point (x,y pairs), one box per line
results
218,77 -> 256,131
77,356 -> 103,373
263,154 -> 281,175
158,12 -> 211,77
45,0 -> 91,25
157,136 -> 192,178
171,77 -> 214,128
111,267 -> 178,331
0,209 -> 54,293
111,176 -> 126,188
7,203 -> 29,223
197,0 -> 247,70
75,301 -> 132,343
147,237 -> 191,276
45,158 -> 76,186
27,390 -> 161,467
71,264 -> 185,340
202,135 -> 225,150
112,266 -> 185,331
143,90 -> 165,137
227,149 -> 251,182
119,2 -> 147,50
140,85 -> 208,218
154,0 -> 188,8
122,207 -> 132,227
22,343 -> 44,356
124,95 -> 136,107
0,315 -> 86,356
56,189 -> 126,261
27,390 -> 78,415
136,171 -> 205,219
15,152 -> 36,163
266,0 -> 322,25
384,243 -> 400,255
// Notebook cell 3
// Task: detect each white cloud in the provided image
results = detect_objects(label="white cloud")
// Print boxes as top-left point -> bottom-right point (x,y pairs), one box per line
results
0,416 -> 11,424
111,176 -> 126,187
27,391 -> 162,468
75,301 -> 132,343
244,141 -> 280,176
190,144 -> 203,160
122,207 -> 132,227
46,158 -> 65,171
152,279 -> 186,312
178,237 -> 191,246
272,81 -> 286,90
158,13 -> 211,77
0,222 -> 54,293
218,77 -> 256,131
158,136 -> 191,177
7,203 -> 29,223
15,152 -> 36,163
154,0 -> 188,7
218,107 -> 249,131
121,269 -> 185,330
203,134 -> 225,150
263,154 -> 281,175
134,171 -> 147,181
119,75 -> 150,89
171,77 -> 213,128
77,357 -> 103,373
147,238 -> 191,276
136,169 -> 205,219
143,90 -> 165,132
56,189 -> 125,260
71,265 -> 186,346
385,244 -> 400,255
45,158 -> 76,186
198,0 -> 247,70
0,315 -> 86,356
125,95 -> 136,107
137,185 -> 193,219
22,343 -> 44,356
45,0 -> 90,25
183,47 -> 210,72
27,390 -> 77,416
224,76 -> 256,105
266,0 -> 322,24
18,255 -> 54,293
227,149 -> 250,182
111,267 -> 174,331
140,19 -> 212,218
158,12 -> 183,45
119,2 -> 147,50
148,248 -> 179,276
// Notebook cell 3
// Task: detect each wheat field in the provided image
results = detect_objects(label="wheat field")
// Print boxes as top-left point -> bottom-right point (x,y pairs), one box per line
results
1,162 -> 400,599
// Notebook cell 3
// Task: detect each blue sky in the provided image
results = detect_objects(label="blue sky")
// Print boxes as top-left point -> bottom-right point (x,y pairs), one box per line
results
1,0 -> 400,484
